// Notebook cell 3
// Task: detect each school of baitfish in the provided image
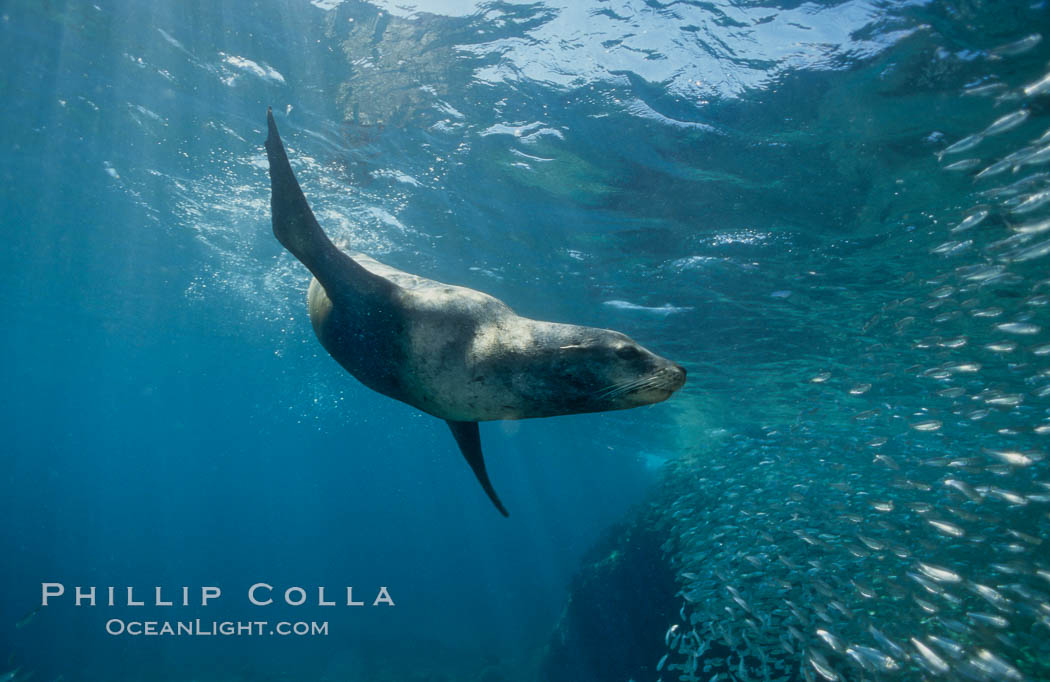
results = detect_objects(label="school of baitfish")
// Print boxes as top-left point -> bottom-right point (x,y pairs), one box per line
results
653,35 -> 1050,682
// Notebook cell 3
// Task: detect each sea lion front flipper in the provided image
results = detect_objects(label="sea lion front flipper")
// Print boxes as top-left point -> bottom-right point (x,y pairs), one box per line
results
445,420 -> 509,517
264,108 -> 393,302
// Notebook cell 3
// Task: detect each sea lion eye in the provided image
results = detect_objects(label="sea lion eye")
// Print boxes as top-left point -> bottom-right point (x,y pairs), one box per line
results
616,345 -> 641,360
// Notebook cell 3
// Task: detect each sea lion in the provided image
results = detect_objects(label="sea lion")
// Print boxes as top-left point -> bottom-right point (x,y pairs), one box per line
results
264,108 -> 686,516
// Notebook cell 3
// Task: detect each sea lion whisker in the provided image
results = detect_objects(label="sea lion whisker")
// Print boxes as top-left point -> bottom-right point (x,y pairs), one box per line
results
597,374 -> 664,400
595,376 -> 649,399
620,374 -> 674,396
593,382 -> 628,399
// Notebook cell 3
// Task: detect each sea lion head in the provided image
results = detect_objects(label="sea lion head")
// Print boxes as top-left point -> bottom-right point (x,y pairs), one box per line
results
514,323 -> 687,415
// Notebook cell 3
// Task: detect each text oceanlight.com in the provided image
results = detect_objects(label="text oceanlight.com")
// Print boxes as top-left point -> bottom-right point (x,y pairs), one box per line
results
105,619 -> 329,637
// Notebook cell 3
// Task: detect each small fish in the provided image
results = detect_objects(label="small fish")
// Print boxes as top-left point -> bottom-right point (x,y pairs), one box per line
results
810,625 -> 844,654
848,645 -> 900,672
943,157 -> 981,171
807,651 -> 840,682
852,579 -> 875,598
951,209 -> 989,232
873,453 -> 898,470
845,542 -> 871,558
1021,142 -> 1050,167
602,300 -> 693,315
909,570 -> 945,595
927,518 -> 964,537
974,157 -> 1014,179
911,419 -> 942,432
980,171 -> 1050,199
1006,583 -> 1047,601
1011,189 -> 1050,214
944,478 -> 982,502
996,321 -> 1041,334
1025,71 -> 1050,97
1012,217 -> 1050,234
984,448 -> 1042,466
1007,529 -> 1042,545
1005,238 -> 1050,262
973,649 -> 1023,680
984,109 -> 1029,136
968,611 -> 1009,628
963,82 -> 1007,97
911,638 -> 950,674
931,239 -> 972,255
971,583 -> 1012,611
991,33 -> 1042,57
987,487 -> 1028,505
857,534 -> 886,551
942,133 -> 984,156
15,605 -> 41,629
961,263 -> 1003,279
914,595 -> 939,613
865,631 -> 905,671
917,561 -> 962,583
927,633 -> 964,658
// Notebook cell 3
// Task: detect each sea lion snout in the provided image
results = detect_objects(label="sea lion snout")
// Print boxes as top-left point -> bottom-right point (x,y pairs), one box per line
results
669,363 -> 687,390
656,362 -> 687,394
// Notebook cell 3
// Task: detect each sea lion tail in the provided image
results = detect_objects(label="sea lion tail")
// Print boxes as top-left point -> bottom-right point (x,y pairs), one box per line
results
264,108 -> 392,301
446,421 -> 510,517
265,107 -> 333,266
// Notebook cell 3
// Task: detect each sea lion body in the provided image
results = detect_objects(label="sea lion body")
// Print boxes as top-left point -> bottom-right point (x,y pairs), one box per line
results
265,108 -> 686,515
307,255 -> 683,422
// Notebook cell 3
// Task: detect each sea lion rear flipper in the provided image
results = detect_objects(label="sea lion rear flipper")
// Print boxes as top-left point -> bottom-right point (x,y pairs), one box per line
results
446,420 -> 509,517
264,107 -> 392,301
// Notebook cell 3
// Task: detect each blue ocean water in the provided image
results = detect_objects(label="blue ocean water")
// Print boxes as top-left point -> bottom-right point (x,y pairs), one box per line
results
2,0 -> 1049,680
